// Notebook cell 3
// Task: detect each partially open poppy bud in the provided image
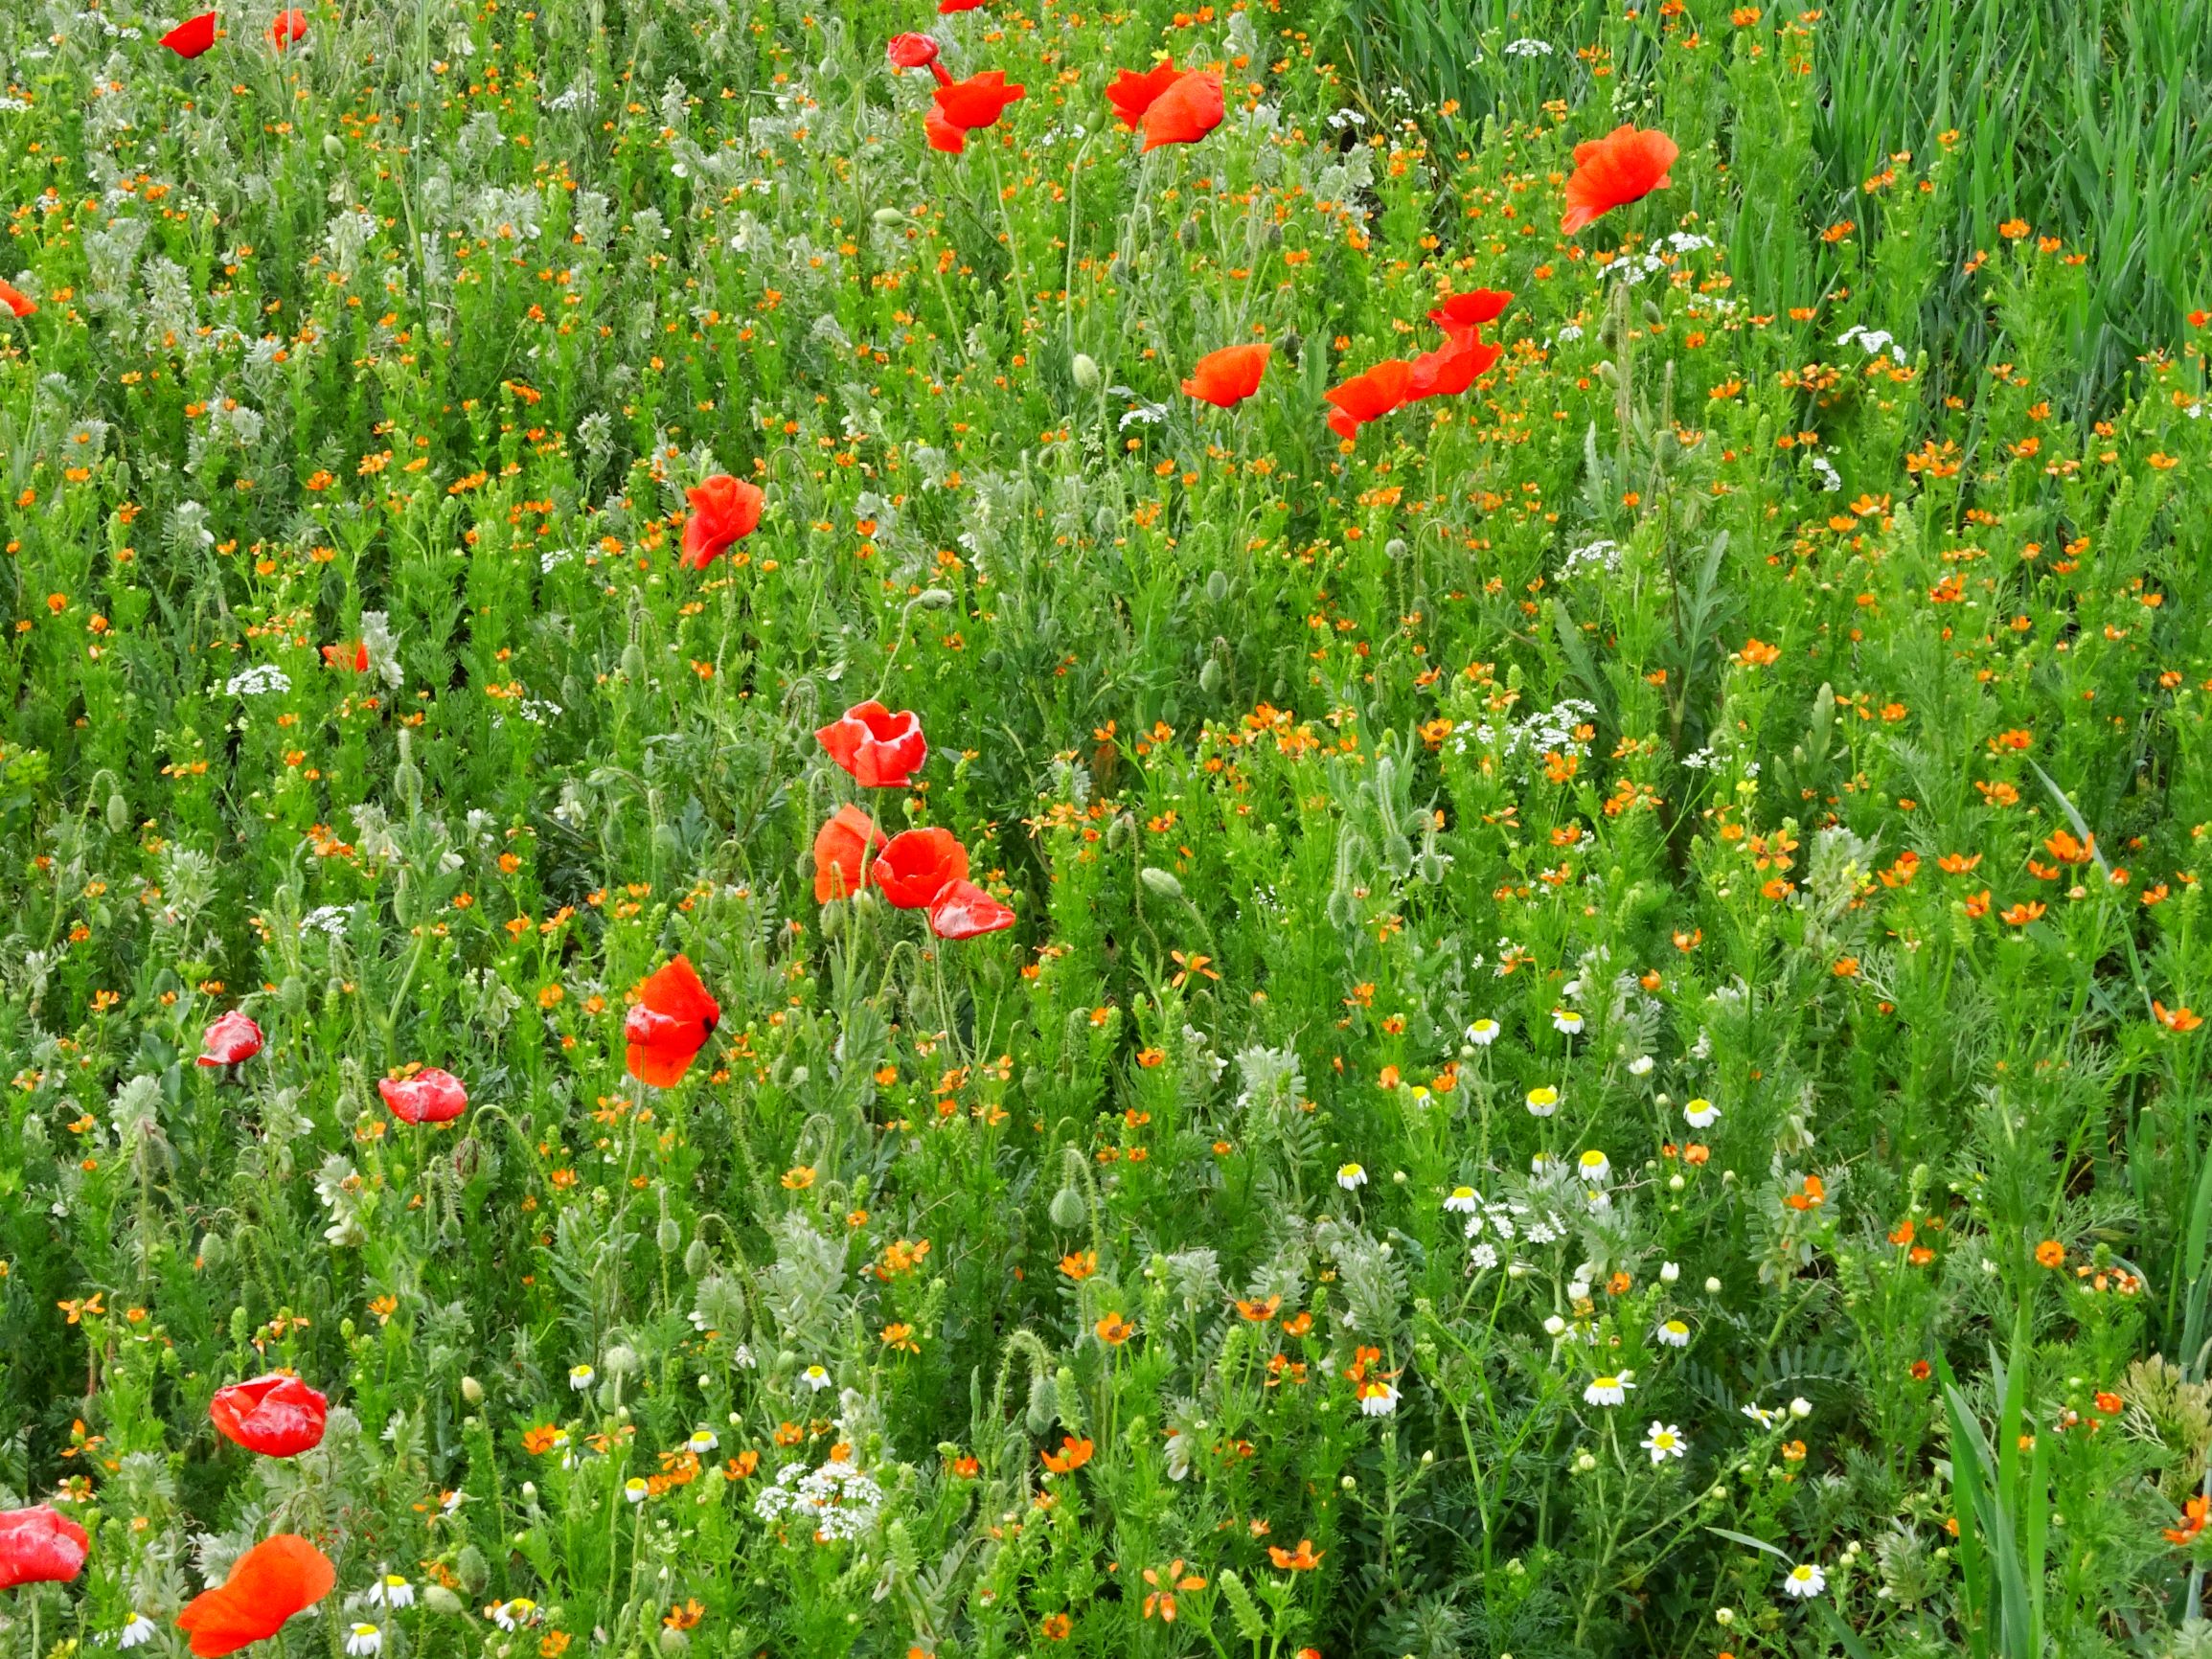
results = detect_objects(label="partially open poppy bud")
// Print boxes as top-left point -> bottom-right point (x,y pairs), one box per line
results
1070,352 -> 1101,390
1105,812 -> 1133,851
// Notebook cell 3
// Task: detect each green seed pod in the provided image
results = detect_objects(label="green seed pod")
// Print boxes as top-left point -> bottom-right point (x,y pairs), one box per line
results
659,1627 -> 693,1656
1383,538 -> 1407,560
1138,866 -> 1183,901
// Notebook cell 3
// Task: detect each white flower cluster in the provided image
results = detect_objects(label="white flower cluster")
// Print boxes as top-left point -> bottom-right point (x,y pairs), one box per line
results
1463,697 -> 1598,761
1502,36 -> 1554,56
1835,323 -> 1907,365
1560,538 -> 1620,579
225,664 -> 292,697
752,1456 -> 883,1542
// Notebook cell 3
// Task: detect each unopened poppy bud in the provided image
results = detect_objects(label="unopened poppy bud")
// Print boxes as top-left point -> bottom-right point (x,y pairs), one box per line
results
1024,1372 -> 1056,1435
423,1586 -> 463,1615
323,134 -> 346,160
1643,299 -> 1663,329
916,587 -> 955,608
1198,658 -> 1223,694
457,1544 -> 490,1593
660,1627 -> 693,1655
604,1344 -> 639,1375
1054,1366 -> 1084,1435
872,207 -> 908,227
521,1481 -> 536,1501
1104,812 -> 1133,852
684,1239 -> 710,1277
1383,538 -> 1407,560
105,789 -> 127,833
1139,866 -> 1183,900
1205,570 -> 1229,603
657,1216 -> 682,1253
229,1306 -> 250,1345
1049,1184 -> 1085,1229
1070,352 -> 1101,390
461,1375 -> 485,1404
622,642 -> 648,681
1596,360 -> 1619,386
1279,330 -> 1301,365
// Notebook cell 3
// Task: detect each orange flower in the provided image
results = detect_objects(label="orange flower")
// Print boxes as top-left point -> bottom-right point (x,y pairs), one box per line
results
521,1425 -> 563,1456
1999,899 -> 2046,926
267,9 -> 308,49
2043,829 -> 2095,865
1059,1250 -> 1097,1281
1141,1560 -> 1206,1621
2166,1494 -> 2209,1546
2035,1240 -> 2064,1268
1237,1295 -> 1281,1323
1738,636 -> 1781,668
176,1535 -> 333,1657
0,281 -> 35,320
1560,125 -> 1678,234
1267,1538 -> 1324,1571
1040,1436 -> 1094,1474
1181,344 -> 1271,408
1094,1311 -> 1135,1345
2155,1001 -> 2203,1033
1040,1612 -> 1073,1639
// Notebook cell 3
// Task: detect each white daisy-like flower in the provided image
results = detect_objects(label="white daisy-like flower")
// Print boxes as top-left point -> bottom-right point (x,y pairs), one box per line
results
489,1598 -> 539,1631
1640,1421 -> 1686,1463
366,1573 -> 414,1609
1445,1185 -> 1480,1214
1467,1018 -> 1499,1046
1525,1085 -> 1559,1118
800,1363 -> 832,1392
1357,1380 -> 1400,1417
1659,1261 -> 1680,1284
1656,1318 -> 1691,1348
1542,1314 -> 1567,1336
687,1427 -> 719,1455
1584,1375 -> 1632,1406
1684,1097 -> 1720,1128
1552,1009 -> 1584,1034
1782,1562 -> 1826,1599
1627,1054 -> 1654,1076
1336,1162 -> 1368,1191
345,1624 -> 384,1657
624,1477 -> 649,1504
1530,1152 -> 1559,1178
1742,1402 -> 1779,1428
568,1364 -> 595,1391
117,1615 -> 158,1650
1576,1148 -> 1610,1184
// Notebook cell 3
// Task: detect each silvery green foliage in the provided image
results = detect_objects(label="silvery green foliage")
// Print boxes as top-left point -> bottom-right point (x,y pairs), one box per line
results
764,1214 -> 851,1350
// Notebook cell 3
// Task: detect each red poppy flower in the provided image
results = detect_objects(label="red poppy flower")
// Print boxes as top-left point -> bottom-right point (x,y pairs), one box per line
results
321,641 -> 368,670
1561,125 -> 1677,234
197,1010 -> 264,1068
1407,333 -> 1500,399
1106,62 -> 1184,128
209,1374 -> 328,1458
873,828 -> 969,910
0,282 -> 34,320
1181,343 -> 1270,408
939,0 -> 985,11
1323,359 -> 1413,441
1426,288 -> 1514,333
0,1507 -> 88,1589
1141,70 -> 1223,151
816,700 -> 927,787
161,11 -> 219,57
267,8 -> 307,48
887,32 -> 942,70
924,106 -> 967,151
681,474 -> 764,569
814,805 -> 888,903
378,1068 -> 467,1125
927,879 -> 1015,940
933,71 -> 1024,138
624,956 -> 720,1087
176,1534 -> 334,1658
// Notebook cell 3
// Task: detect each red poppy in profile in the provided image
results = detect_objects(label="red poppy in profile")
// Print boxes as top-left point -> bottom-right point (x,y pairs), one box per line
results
161,11 -> 219,57
1323,359 -> 1413,441
197,1010 -> 264,1068
816,700 -> 927,786
931,71 -> 1024,146
927,879 -> 1015,940
1141,70 -> 1223,151
681,474 -> 764,569
1182,343 -> 1270,408
1426,288 -> 1514,333
0,282 -> 34,320
874,828 -> 969,909
1106,62 -> 1184,128
0,1507 -> 88,1589
924,106 -> 966,152
887,33 -> 944,72
624,956 -> 719,1087
321,640 -> 368,670
176,1534 -> 334,1658
1561,125 -> 1677,234
209,1374 -> 328,1458
1407,333 -> 1500,399
814,805 -> 888,903
939,0 -> 985,11
378,1068 -> 467,1125
267,8 -> 307,48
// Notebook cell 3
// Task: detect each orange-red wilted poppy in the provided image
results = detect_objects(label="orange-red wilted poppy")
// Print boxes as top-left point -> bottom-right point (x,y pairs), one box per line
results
0,282 -> 36,320
814,805 -> 888,903
873,827 -> 969,910
210,1374 -> 328,1458
1181,343 -> 1271,408
817,700 -> 928,787
267,9 -> 307,49
1106,62 -> 1184,127
161,11 -> 219,57
378,1067 -> 467,1125
1323,359 -> 1413,441
1141,70 -> 1224,151
1407,333 -> 1500,399
197,1010 -> 263,1067
929,71 -> 1025,151
928,878 -> 1015,940
1561,125 -> 1678,234
0,1507 -> 88,1589
176,1534 -> 334,1657
1426,288 -> 1514,332
624,956 -> 721,1086
681,474 -> 764,569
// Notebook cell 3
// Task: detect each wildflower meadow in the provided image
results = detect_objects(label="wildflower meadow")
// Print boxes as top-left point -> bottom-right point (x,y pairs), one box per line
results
4,0 -> 2212,1654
